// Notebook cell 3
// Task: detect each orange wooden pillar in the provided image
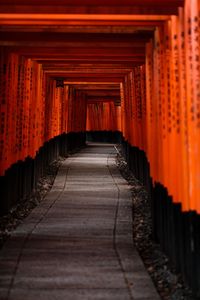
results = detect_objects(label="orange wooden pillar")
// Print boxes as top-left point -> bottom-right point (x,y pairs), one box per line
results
184,0 -> 200,212
0,49 -> 8,175
145,40 -> 154,181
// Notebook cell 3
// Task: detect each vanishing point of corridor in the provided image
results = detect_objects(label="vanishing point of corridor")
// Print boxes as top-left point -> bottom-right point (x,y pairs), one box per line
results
0,144 -> 159,300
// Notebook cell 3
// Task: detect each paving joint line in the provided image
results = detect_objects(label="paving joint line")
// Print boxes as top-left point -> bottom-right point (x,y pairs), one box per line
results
107,148 -> 134,300
5,154 -> 78,300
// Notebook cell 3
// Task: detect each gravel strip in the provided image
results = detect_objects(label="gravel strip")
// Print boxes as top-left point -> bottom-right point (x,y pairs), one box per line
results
0,156 -> 65,249
116,146 -> 197,300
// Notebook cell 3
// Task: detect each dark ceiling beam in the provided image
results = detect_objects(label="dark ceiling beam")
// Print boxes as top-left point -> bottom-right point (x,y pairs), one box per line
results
0,41 -> 147,48
49,73 -> 126,78
0,25 -> 156,33
67,84 -> 120,92
0,0 -> 184,6
0,4 -> 183,15
9,47 -> 145,55
87,95 -> 120,99
67,85 -> 120,90
36,59 -> 145,65
63,77 -> 123,83
0,32 -> 154,42
42,63 -> 142,69
85,93 -> 120,98
44,68 -> 133,73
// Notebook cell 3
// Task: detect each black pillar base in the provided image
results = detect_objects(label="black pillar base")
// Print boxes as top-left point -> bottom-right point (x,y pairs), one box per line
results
121,136 -> 200,297
0,132 -> 86,216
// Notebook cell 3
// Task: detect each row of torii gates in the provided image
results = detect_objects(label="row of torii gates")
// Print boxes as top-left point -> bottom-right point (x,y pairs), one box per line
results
0,0 -> 200,296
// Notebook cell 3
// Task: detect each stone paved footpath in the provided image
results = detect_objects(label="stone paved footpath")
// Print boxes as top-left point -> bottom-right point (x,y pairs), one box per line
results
0,143 -> 160,300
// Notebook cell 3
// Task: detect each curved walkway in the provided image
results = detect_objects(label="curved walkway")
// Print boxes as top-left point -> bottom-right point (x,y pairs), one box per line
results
0,143 -> 160,300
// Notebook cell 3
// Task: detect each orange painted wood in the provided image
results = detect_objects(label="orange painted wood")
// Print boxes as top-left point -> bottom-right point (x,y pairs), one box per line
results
1,0 -> 200,215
